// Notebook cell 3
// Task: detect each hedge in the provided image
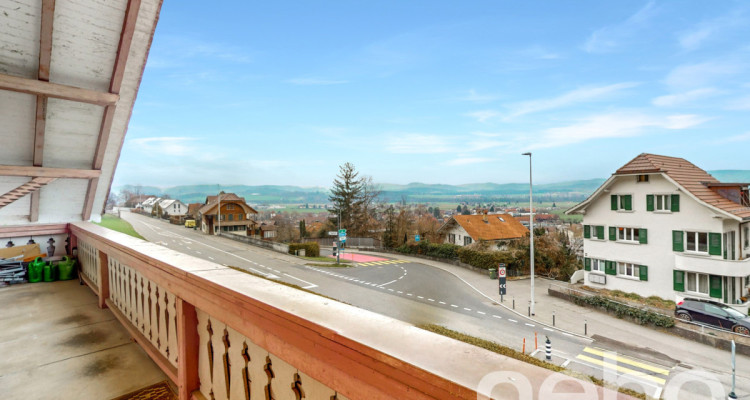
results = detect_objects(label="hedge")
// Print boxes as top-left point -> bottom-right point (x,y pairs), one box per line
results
395,241 -> 460,259
288,242 -> 320,257
572,294 -> 674,328
394,241 -> 524,275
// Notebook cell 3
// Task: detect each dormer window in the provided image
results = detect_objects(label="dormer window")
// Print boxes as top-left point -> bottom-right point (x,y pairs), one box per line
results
636,175 -> 649,183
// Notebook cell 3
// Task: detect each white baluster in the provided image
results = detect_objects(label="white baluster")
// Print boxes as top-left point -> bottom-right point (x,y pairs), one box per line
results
167,291 -> 178,366
196,310 -> 214,399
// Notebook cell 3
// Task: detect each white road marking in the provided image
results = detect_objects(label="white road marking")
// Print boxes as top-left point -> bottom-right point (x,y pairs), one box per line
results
451,304 -> 458,308
417,296 -> 424,299
477,311 -> 486,315
283,273 -> 318,289
463,308 -> 471,311
406,293 -> 413,296
543,328 -> 554,332
428,298 -> 435,302
196,251 -> 202,254
508,319 -> 518,323
388,289 -> 394,292
397,291 -> 403,294
209,257 -> 214,260
439,301 -> 446,305
186,246 -> 191,250
525,323 -> 535,327
561,359 -> 572,367
492,315 -> 502,319
378,279 -> 398,287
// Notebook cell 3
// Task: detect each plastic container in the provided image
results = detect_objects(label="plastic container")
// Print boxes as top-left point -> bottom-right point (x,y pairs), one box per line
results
27,257 -> 45,283
489,267 -> 498,279
43,261 -> 58,282
58,256 -> 77,281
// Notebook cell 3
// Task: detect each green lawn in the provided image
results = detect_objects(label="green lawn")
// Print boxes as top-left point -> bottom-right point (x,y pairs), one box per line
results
95,214 -> 146,240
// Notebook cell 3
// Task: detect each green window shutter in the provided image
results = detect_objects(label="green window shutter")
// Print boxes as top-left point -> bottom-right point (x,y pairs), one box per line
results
584,258 -> 591,271
583,225 -> 591,239
639,228 -> 648,244
596,226 -> 604,240
709,275 -> 722,299
609,226 -> 616,241
673,270 -> 685,292
709,233 -> 722,256
611,195 -> 618,210
639,265 -> 648,281
671,194 -> 680,212
624,195 -> 632,211
646,195 -> 654,211
672,230 -> 684,252
605,261 -> 616,275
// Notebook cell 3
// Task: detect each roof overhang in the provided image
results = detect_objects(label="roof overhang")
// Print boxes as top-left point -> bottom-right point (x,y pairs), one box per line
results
0,0 -> 163,226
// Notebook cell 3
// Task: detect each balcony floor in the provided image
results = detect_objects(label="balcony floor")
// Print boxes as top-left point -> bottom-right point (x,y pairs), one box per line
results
0,279 -> 169,400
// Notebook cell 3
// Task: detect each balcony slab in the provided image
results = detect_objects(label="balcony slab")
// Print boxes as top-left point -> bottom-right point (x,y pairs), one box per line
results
0,280 -> 168,400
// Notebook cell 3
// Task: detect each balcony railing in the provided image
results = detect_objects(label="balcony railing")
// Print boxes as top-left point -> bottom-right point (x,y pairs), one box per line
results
66,221 -> 623,399
674,253 -> 750,277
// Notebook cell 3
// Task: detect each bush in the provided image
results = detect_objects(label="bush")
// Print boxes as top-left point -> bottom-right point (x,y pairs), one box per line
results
394,241 -> 460,259
288,242 -> 320,257
572,295 -> 674,328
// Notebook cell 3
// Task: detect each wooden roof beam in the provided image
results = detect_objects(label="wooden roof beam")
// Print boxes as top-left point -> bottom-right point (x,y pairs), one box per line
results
31,0 -> 56,222
83,0 -> 142,220
0,165 -> 101,179
0,73 -> 118,106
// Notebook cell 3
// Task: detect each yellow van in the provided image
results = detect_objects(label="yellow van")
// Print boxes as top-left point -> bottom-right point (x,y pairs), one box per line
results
184,219 -> 196,228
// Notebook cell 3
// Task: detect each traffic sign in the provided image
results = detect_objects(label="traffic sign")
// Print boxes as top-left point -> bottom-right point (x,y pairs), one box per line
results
415,235 -> 420,242
339,229 -> 346,235
328,231 -> 337,236
498,263 -> 507,296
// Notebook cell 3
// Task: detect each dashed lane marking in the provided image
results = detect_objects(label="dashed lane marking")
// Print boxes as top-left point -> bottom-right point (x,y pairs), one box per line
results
492,315 -> 502,319
508,319 -> 518,323
450,304 -> 458,308
525,323 -> 535,327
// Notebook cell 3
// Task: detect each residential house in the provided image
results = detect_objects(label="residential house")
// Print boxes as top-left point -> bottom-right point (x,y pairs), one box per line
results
259,223 -> 277,240
567,154 -> 750,311
156,199 -> 187,217
186,203 -> 203,221
141,197 -> 160,215
437,213 -> 529,247
198,193 -> 258,235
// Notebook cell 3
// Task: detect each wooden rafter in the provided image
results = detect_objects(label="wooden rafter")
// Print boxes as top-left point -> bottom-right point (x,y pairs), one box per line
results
0,73 -> 118,106
30,0 -> 56,222
82,0 -> 142,220
0,177 -> 56,209
0,165 -> 101,179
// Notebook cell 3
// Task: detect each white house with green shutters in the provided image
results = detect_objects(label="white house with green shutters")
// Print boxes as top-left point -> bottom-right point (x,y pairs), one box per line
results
567,154 -> 750,312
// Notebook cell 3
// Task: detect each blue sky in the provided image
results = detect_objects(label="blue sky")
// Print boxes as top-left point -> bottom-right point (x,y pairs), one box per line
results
113,1 -> 750,189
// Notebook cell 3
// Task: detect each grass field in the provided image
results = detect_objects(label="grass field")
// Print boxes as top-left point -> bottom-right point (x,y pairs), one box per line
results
95,214 -> 146,240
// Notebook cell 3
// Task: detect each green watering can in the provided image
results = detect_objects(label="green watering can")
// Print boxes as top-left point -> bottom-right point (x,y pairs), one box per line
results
43,261 -> 58,282
27,257 -> 45,283
58,256 -> 77,281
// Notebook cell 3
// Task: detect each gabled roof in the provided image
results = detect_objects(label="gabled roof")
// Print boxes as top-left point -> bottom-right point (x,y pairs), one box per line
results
187,203 -> 203,216
198,193 -> 258,215
438,213 -> 528,241
567,153 -> 750,220
159,199 -> 180,208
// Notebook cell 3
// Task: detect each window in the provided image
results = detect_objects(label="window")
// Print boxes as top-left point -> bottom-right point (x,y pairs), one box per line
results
611,195 -> 632,211
464,236 -> 473,245
228,214 -> 233,221
617,262 -> 639,278
745,227 -> 749,248
449,234 -> 456,244
686,231 -> 708,253
636,175 -> 649,182
584,225 -> 605,240
617,227 -> 640,242
686,272 -> 709,295
654,195 -> 670,211
227,204 -> 235,210
591,259 -> 604,273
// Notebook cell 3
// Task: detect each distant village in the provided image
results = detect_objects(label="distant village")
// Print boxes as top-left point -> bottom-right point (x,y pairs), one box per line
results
119,192 -> 582,257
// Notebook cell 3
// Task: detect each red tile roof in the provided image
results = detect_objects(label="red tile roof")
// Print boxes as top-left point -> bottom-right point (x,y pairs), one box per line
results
441,213 -> 529,241
616,153 -> 750,219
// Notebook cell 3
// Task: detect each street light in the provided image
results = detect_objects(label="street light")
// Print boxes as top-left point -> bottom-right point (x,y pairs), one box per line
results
522,152 -> 535,316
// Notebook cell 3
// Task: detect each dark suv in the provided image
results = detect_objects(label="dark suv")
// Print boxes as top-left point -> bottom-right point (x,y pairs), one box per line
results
675,298 -> 750,335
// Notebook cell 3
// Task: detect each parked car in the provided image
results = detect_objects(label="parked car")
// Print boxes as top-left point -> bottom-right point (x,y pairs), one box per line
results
675,298 -> 750,335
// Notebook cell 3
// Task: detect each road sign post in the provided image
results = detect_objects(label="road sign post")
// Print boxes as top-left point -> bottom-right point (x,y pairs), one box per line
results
498,263 -> 507,302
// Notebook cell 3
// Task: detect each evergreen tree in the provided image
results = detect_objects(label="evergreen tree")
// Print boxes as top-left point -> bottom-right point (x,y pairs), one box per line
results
489,204 -> 495,212
299,220 -> 306,238
456,204 -> 462,213
328,162 -> 380,237
432,206 -> 441,218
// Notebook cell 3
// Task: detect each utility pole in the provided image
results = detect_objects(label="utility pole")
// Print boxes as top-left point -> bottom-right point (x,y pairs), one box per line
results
337,207 -> 341,263
522,152 -> 535,316
217,185 -> 221,236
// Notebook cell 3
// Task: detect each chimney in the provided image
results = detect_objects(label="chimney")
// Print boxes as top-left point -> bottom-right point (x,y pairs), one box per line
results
482,209 -> 488,223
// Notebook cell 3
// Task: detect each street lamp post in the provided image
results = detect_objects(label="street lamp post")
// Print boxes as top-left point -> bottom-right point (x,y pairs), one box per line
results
337,208 -> 341,264
522,152 -> 535,316
217,187 -> 221,236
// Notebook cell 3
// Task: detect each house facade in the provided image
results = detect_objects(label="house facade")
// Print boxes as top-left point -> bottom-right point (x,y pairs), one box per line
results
437,213 -> 528,247
567,154 -> 750,310
157,199 -> 187,217
197,193 -> 258,235
141,197 -> 160,215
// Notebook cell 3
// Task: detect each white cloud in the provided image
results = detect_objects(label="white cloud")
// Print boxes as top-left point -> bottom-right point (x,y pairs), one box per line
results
386,134 -> 451,154
719,132 -> 750,143
726,96 -> 750,110
583,1 -> 657,53
471,131 -> 505,138
464,110 -> 501,123
664,61 -> 743,90
128,137 -> 198,156
532,112 -> 708,149
444,157 -> 493,166
286,78 -> 349,85
651,87 -> 721,107
457,89 -> 499,103
505,82 -> 640,118
678,12 -> 746,51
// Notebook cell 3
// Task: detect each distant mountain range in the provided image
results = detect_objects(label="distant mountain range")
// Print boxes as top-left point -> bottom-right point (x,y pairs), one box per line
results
116,170 -> 750,205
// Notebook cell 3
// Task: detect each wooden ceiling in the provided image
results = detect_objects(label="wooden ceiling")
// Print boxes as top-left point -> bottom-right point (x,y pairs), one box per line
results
0,0 -> 163,225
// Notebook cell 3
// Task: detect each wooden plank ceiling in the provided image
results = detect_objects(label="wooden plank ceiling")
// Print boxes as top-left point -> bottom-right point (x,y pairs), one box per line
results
0,0 -> 162,225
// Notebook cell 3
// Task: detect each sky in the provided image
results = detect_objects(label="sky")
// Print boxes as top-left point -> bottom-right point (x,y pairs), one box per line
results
113,1 -> 750,189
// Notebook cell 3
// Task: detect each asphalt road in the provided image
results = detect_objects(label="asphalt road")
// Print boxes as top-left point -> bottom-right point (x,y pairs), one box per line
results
120,211 -> 732,399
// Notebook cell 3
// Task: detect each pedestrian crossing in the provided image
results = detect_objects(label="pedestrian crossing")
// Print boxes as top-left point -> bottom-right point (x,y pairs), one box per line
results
575,347 -> 671,386
357,259 -> 409,266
